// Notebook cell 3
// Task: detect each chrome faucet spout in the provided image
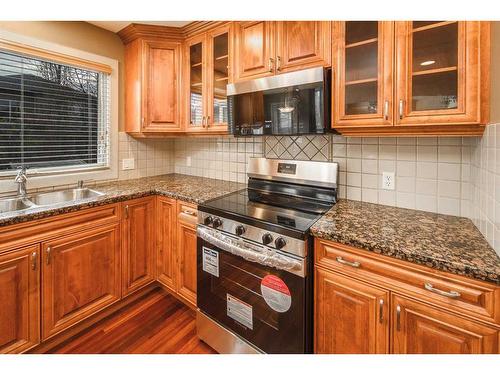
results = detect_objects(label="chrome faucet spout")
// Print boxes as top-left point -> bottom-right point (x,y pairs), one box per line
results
14,167 -> 28,197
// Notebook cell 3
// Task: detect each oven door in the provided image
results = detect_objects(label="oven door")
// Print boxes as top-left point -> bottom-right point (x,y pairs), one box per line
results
196,225 -> 309,354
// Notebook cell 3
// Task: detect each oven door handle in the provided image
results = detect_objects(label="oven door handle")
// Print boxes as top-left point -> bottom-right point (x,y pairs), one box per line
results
197,225 -> 306,277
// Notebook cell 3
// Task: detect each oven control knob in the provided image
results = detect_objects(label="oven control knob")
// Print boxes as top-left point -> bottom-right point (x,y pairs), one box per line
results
235,225 -> 246,236
262,233 -> 273,245
204,216 -> 214,226
275,237 -> 287,250
213,218 -> 223,229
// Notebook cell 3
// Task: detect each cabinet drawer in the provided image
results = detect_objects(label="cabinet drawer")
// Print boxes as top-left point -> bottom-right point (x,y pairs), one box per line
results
315,239 -> 500,326
177,201 -> 197,227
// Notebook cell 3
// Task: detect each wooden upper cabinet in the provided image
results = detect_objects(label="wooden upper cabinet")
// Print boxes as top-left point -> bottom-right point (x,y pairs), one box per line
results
276,21 -> 331,73
233,21 -> 275,81
184,24 -> 231,134
143,40 -> 182,132
41,224 -> 121,340
315,267 -> 389,354
395,21 -> 489,127
122,197 -> 156,296
0,245 -> 40,353
124,37 -> 182,135
333,21 -> 394,127
157,196 -> 177,291
392,294 -> 499,354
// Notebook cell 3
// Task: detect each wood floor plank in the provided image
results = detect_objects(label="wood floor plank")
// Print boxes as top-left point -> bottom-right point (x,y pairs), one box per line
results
48,289 -> 216,354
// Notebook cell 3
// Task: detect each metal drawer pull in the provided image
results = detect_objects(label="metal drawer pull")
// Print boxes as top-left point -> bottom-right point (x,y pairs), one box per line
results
396,305 -> 401,331
335,256 -> 360,268
182,209 -> 196,216
31,251 -> 37,271
379,299 -> 384,323
424,282 -> 461,299
46,247 -> 52,265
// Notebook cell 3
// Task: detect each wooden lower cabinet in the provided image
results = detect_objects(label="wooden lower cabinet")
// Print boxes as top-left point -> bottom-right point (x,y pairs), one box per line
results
0,245 -> 40,353
315,267 -> 389,353
41,224 -> 121,340
122,197 -> 156,296
392,294 -> 499,354
157,197 -> 177,290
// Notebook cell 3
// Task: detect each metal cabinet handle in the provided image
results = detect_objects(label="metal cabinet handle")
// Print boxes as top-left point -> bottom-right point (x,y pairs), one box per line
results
276,56 -> 281,71
424,282 -> 461,299
268,58 -> 274,72
125,205 -> 129,219
206,116 -> 210,127
396,305 -> 401,331
182,209 -> 196,216
384,100 -> 389,120
399,99 -> 404,119
335,256 -> 360,268
46,247 -> 52,265
202,116 -> 206,128
379,299 -> 384,323
31,251 -> 37,271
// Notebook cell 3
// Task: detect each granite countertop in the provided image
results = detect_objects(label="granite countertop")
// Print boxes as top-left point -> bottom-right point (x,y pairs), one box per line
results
311,199 -> 500,284
0,174 -> 245,227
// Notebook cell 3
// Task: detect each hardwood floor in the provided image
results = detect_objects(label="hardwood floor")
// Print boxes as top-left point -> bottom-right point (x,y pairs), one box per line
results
48,288 -> 216,354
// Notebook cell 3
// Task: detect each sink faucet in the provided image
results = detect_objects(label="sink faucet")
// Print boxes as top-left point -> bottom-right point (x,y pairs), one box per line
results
14,166 -> 28,198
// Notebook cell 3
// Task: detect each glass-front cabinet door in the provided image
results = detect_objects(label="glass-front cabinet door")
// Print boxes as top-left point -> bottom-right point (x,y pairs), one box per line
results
207,24 -> 231,132
395,21 -> 486,126
332,21 -> 394,128
185,35 -> 206,132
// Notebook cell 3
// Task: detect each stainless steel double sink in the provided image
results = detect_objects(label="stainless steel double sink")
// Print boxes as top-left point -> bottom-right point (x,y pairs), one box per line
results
0,188 -> 104,214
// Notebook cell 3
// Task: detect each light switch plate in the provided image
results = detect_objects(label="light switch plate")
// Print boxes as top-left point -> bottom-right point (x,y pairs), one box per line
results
382,172 -> 395,190
186,156 -> 192,167
122,158 -> 135,170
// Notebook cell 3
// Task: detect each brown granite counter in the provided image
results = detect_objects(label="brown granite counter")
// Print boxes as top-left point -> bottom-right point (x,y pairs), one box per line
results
0,174 -> 244,227
310,199 -> 500,284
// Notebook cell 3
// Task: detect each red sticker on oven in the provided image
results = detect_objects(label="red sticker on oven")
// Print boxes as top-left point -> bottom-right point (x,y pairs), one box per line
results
260,275 -> 292,313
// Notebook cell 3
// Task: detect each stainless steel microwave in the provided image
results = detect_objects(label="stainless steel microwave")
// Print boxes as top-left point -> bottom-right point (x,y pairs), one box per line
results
227,67 -> 331,136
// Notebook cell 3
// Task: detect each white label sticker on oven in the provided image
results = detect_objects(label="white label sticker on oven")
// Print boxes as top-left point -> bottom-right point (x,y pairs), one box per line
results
227,294 -> 253,330
202,247 -> 219,277
260,275 -> 292,313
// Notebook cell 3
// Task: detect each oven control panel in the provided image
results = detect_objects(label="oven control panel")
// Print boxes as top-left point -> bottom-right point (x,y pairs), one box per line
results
198,212 -> 307,258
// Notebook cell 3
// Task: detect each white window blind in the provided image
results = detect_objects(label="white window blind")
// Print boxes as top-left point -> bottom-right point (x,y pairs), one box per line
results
0,49 -> 110,174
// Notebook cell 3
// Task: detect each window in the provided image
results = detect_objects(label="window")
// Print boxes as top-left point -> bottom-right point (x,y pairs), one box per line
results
0,49 -> 110,174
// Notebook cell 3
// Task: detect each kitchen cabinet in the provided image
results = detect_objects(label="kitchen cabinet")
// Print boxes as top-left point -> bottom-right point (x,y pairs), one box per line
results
175,201 -> 198,307
41,224 -> 121,339
124,37 -> 183,135
233,21 -> 331,81
315,267 -> 389,354
314,238 -> 500,354
0,245 -> 40,353
184,24 -> 231,133
391,294 -> 499,354
157,196 -> 177,291
122,197 -> 156,296
332,21 -> 490,136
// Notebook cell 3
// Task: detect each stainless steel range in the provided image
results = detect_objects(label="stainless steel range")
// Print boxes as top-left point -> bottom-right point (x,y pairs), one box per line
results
196,157 -> 338,354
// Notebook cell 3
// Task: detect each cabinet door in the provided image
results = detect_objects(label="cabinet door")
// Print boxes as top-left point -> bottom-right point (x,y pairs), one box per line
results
233,21 -> 275,81
122,197 -> 156,296
42,224 -> 120,339
206,24 -> 231,132
392,294 -> 499,354
185,34 -> 207,132
395,21 -> 488,126
176,202 -> 198,307
276,21 -> 331,73
332,21 -> 394,128
0,245 -> 39,353
315,267 -> 389,353
142,40 -> 182,132
157,197 -> 177,291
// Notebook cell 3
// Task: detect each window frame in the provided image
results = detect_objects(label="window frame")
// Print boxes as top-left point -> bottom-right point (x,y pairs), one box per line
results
0,29 -> 119,194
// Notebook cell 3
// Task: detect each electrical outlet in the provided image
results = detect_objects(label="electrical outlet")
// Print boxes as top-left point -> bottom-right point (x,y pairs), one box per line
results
382,172 -> 395,190
122,158 -> 135,170
186,156 -> 192,167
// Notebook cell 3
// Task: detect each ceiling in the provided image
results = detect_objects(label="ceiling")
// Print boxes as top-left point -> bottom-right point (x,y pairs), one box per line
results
87,21 -> 191,33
